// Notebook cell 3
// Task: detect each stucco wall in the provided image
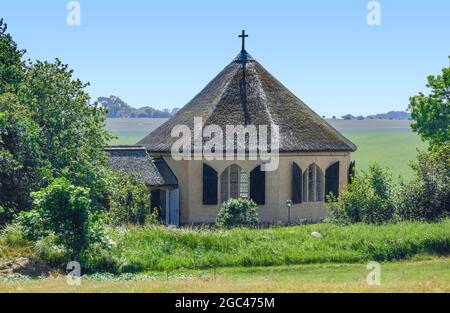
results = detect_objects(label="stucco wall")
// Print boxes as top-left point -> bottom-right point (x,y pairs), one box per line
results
152,152 -> 351,225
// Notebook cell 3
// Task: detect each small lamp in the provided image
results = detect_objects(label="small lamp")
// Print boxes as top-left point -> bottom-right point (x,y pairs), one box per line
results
286,199 -> 293,224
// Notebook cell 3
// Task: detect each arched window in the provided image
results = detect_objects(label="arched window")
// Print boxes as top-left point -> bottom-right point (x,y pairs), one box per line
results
302,164 -> 324,202
220,165 -> 249,203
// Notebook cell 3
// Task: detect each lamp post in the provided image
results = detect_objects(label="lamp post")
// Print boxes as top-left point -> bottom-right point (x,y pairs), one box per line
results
286,200 -> 293,225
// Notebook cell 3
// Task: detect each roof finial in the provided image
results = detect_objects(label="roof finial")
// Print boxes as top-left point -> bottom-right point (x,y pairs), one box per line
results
239,30 -> 248,51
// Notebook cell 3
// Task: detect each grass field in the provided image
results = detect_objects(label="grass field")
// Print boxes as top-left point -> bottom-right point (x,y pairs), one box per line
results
106,119 -> 427,180
106,118 -> 166,145
2,221 -> 448,274
1,257 -> 448,292
93,221 -> 450,273
1,221 -> 448,292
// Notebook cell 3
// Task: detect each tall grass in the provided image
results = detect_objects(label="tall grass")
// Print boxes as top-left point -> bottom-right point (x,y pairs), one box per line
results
109,220 -> 450,272
2,221 -> 449,274
0,225 -> 34,265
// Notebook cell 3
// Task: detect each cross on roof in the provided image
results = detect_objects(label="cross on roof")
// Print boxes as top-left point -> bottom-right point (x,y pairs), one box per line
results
239,30 -> 249,51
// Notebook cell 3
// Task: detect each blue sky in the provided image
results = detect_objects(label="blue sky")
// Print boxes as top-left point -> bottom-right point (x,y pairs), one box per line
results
2,0 -> 450,116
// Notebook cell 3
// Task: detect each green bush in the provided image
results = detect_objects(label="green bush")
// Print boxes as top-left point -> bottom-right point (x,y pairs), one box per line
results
78,242 -> 119,274
0,224 -> 33,262
33,234 -> 68,267
105,171 -> 151,227
399,142 -> 450,220
216,198 -> 258,228
145,209 -> 160,227
0,224 -> 28,248
16,177 -> 106,259
326,163 -> 398,225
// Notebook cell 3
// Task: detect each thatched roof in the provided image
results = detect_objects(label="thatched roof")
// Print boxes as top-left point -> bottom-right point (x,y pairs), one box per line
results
106,146 -> 177,186
152,157 -> 178,185
139,51 -> 357,153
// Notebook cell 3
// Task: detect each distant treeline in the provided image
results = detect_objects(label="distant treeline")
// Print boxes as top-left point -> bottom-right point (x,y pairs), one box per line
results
100,95 -> 410,121
99,96 -> 179,118
338,111 -> 411,120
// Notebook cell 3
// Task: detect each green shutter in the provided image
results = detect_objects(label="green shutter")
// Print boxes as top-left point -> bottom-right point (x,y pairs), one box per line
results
325,161 -> 340,201
250,165 -> 265,205
203,164 -> 218,205
292,162 -> 303,204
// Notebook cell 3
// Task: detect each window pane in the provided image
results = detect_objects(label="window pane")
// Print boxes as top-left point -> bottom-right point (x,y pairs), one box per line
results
308,165 -> 315,202
230,165 -> 239,199
240,171 -> 249,198
303,170 -> 308,202
316,166 -> 323,202
220,168 -> 229,203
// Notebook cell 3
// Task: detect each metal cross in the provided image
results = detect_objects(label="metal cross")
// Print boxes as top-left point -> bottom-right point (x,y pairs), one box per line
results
239,30 -> 249,51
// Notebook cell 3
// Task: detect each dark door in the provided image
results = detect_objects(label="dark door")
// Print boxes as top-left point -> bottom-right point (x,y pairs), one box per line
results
150,189 -> 167,223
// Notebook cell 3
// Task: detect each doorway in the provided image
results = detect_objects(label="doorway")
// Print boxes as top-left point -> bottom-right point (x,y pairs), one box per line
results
150,188 -> 179,226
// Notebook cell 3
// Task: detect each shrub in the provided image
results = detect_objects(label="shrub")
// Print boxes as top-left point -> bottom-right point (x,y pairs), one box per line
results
145,209 -> 160,227
0,224 -> 28,248
78,242 -> 119,274
398,142 -> 450,220
16,177 -> 106,259
216,198 -> 258,228
34,234 -> 68,267
326,163 -> 398,225
105,171 -> 151,226
0,224 -> 33,262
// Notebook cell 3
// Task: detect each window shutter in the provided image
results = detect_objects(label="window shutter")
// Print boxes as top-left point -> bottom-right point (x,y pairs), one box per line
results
203,164 -> 218,205
348,161 -> 356,184
325,161 -> 340,201
250,165 -> 265,205
292,162 -> 303,204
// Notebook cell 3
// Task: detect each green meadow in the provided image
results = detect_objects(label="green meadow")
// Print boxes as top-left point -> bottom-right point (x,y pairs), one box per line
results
106,118 -> 427,180
1,257 -> 449,292
345,130 -> 427,180
1,221 -> 449,292
105,221 -> 449,273
3,221 -> 448,273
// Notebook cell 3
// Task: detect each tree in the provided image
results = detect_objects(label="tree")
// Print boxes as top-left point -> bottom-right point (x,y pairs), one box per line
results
0,94 -> 44,223
408,56 -> 450,148
18,59 -> 113,202
341,114 -> 354,120
398,142 -> 450,220
0,19 -> 113,223
0,19 -> 25,93
0,20 -> 34,222
16,178 -> 106,259
105,171 -> 151,226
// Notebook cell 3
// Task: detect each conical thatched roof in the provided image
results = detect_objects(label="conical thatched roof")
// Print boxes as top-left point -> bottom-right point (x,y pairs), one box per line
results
139,51 -> 356,153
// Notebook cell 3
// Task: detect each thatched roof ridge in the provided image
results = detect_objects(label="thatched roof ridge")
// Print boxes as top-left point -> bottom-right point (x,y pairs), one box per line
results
139,51 -> 357,153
